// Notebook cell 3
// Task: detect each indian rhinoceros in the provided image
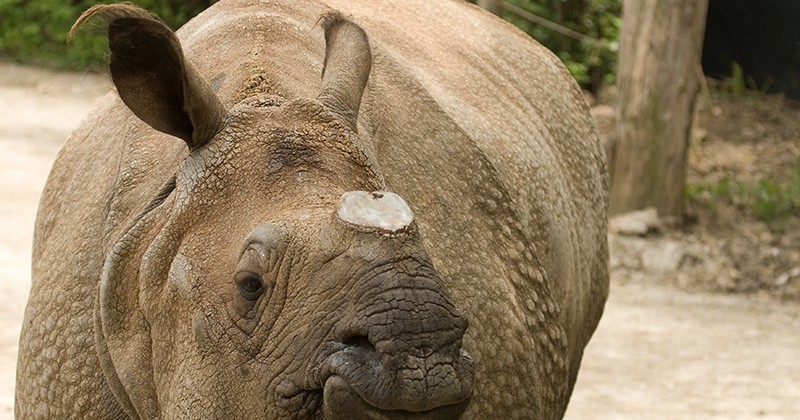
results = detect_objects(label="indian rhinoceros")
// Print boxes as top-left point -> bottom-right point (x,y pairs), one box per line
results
16,0 -> 608,418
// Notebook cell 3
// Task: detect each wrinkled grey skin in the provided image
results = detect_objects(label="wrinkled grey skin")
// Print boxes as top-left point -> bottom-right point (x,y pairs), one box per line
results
15,0 -> 608,419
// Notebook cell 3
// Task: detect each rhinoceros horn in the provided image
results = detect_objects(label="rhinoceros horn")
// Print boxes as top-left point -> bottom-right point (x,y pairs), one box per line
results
337,191 -> 415,233
71,4 -> 228,149
318,12 -> 371,132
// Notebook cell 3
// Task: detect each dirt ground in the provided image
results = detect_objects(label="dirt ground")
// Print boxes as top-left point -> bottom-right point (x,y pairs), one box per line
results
0,62 -> 798,419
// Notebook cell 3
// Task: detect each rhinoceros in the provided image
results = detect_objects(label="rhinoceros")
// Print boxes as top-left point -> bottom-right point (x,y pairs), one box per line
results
16,0 -> 608,418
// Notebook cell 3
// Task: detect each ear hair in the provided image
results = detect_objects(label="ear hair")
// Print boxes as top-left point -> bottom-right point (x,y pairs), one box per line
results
69,3 -> 161,44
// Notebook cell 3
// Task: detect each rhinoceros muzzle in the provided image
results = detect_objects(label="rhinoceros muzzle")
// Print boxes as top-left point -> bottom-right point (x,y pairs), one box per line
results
316,338 -> 474,419
275,191 -> 474,418
317,275 -> 473,419
309,265 -> 475,419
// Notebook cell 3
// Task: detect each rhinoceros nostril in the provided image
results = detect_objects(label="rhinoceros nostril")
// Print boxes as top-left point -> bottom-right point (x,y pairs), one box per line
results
340,334 -> 374,352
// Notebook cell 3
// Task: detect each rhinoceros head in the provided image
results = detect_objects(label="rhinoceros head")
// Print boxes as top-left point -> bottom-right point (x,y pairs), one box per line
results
75,5 -> 474,418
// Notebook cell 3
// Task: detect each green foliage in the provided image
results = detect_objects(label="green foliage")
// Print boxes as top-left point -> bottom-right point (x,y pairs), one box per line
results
712,62 -> 776,97
0,0 -> 214,70
4,0 -> 619,86
685,161 -> 800,231
498,0 -> 621,92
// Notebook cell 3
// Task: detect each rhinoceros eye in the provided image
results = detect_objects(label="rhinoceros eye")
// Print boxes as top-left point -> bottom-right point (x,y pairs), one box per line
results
236,271 -> 265,301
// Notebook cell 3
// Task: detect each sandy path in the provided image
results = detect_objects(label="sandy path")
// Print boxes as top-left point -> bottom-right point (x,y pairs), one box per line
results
0,62 -> 111,418
565,282 -> 800,419
0,62 -> 798,419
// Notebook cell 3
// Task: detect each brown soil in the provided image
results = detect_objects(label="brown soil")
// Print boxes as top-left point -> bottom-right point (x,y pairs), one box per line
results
572,87 -> 800,418
594,89 -> 800,300
0,62 -> 797,419
686,92 -> 800,298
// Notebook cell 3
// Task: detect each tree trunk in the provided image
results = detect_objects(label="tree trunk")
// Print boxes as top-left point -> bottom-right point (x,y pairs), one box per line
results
609,0 -> 709,217
477,0 -> 502,15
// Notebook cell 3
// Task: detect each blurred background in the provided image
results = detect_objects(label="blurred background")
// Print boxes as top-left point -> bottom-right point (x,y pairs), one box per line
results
2,0 -> 798,99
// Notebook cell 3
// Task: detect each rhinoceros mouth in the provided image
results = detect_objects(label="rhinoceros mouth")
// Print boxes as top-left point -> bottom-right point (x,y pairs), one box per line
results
277,381 -> 469,420
275,382 -> 324,416
300,344 -> 473,419
322,375 -> 470,419
278,341 -> 472,418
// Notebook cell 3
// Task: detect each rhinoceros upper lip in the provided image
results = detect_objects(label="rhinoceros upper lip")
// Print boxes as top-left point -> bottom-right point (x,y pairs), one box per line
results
277,337 -> 473,418
275,379 -> 323,413
309,345 -> 473,414
274,344 -> 366,412
322,374 -> 471,419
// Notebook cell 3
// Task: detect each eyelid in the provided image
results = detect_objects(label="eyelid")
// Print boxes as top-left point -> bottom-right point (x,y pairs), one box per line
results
235,270 -> 262,285
240,238 -> 285,268
236,244 -> 267,272
236,271 -> 265,301
239,224 -> 289,258
239,241 -> 267,261
235,245 -> 280,289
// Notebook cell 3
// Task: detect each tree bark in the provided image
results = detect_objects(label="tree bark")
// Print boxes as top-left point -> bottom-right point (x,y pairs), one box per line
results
609,0 -> 709,217
477,0 -> 501,15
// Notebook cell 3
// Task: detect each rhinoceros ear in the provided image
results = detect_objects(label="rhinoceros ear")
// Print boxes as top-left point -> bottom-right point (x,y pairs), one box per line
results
318,12 -> 372,131
72,4 -> 227,149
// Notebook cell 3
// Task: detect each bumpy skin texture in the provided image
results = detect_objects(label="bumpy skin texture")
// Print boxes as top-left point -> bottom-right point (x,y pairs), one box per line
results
16,0 -> 608,419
